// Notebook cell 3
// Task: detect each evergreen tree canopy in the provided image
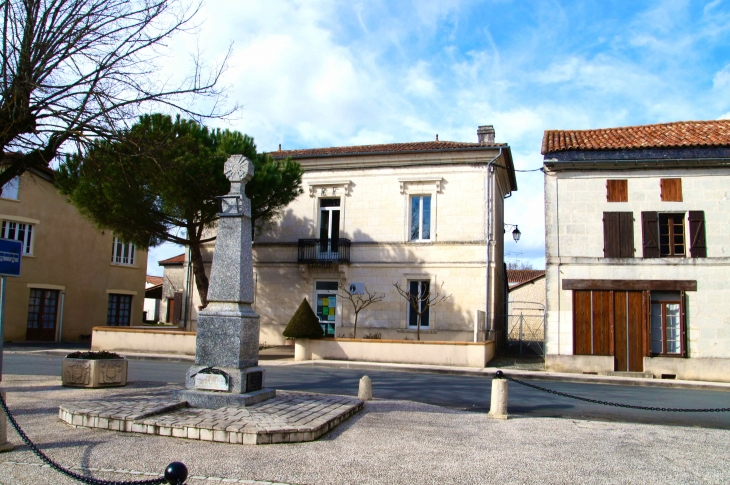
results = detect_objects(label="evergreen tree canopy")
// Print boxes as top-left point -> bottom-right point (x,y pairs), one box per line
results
55,113 -> 303,308
283,299 -> 324,339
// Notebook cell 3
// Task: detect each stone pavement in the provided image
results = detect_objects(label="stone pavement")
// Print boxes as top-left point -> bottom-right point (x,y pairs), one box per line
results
0,375 -> 729,484
60,392 -> 363,445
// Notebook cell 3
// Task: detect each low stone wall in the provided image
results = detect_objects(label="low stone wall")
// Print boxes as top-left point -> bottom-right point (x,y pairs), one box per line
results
545,355 -> 614,374
644,357 -> 730,383
91,326 -> 196,355
295,338 -> 494,368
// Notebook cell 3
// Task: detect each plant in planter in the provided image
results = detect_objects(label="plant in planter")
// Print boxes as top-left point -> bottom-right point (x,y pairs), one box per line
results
62,351 -> 128,388
284,299 -> 323,361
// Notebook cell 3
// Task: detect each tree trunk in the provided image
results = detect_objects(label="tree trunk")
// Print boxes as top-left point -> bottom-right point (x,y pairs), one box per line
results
417,313 -> 421,341
189,242 -> 210,310
353,312 -> 358,339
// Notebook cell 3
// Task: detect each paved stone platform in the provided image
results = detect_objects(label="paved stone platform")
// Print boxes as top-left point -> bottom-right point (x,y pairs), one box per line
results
59,391 -> 363,445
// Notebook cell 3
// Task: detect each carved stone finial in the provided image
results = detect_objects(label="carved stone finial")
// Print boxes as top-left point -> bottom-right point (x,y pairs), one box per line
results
224,155 -> 254,183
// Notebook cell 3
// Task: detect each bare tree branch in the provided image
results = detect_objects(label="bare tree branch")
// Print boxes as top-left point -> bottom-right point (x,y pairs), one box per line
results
0,0 -> 234,187
338,283 -> 384,339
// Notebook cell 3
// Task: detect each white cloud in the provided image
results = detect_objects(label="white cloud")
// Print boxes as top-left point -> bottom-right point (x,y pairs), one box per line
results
713,64 -> 730,89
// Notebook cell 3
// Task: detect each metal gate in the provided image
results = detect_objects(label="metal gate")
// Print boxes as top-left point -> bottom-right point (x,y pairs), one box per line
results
504,301 -> 545,356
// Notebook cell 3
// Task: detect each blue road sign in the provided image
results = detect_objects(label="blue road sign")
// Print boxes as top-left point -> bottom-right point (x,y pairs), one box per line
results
0,239 -> 22,277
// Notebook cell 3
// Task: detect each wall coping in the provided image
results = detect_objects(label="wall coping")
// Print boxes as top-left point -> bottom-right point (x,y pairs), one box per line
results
92,326 -> 196,336
312,338 -> 493,346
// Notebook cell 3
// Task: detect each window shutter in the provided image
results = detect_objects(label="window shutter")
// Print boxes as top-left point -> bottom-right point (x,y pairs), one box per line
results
660,178 -> 682,202
618,212 -> 634,258
606,180 -> 628,202
603,212 -> 633,258
603,212 -> 620,258
641,212 -> 660,258
688,211 -> 707,258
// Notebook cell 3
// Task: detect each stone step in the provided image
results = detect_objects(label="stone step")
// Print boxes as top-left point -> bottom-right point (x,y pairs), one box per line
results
603,371 -> 654,379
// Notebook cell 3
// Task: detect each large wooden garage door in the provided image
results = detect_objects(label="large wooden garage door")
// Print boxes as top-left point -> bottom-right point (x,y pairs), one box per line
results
613,291 -> 646,372
573,290 -> 647,372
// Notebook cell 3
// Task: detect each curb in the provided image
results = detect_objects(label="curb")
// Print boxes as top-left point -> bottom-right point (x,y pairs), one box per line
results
288,360 -> 730,392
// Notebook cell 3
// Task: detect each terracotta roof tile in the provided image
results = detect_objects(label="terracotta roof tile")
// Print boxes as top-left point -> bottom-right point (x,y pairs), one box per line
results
507,269 -> 545,286
271,140 -> 506,159
146,275 -> 163,286
542,119 -> 730,155
158,253 -> 185,265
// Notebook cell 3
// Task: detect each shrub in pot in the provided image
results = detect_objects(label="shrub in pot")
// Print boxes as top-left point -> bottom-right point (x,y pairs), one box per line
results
284,299 -> 323,361
62,351 -> 128,388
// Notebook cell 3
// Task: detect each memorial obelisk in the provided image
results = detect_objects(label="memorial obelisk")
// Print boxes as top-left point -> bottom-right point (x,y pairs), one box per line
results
179,155 -> 275,408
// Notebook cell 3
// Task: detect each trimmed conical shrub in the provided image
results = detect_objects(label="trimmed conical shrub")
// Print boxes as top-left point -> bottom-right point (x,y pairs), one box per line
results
283,298 -> 324,339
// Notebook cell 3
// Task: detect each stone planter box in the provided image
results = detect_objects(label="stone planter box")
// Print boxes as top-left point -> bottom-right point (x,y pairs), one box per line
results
62,357 -> 128,388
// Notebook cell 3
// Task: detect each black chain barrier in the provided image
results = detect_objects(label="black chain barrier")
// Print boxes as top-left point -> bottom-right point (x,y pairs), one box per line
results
494,371 -> 730,413
0,392 -> 189,485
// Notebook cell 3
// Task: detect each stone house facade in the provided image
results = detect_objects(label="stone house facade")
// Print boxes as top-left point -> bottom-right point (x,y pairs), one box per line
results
0,163 -> 147,342
167,126 -> 517,347
543,120 -> 730,382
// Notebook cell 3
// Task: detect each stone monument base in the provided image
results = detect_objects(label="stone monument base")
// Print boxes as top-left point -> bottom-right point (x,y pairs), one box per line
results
185,365 -> 267,394
176,388 -> 276,409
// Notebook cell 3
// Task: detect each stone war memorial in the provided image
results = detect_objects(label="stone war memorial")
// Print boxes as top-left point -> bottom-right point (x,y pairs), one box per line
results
59,155 -> 363,445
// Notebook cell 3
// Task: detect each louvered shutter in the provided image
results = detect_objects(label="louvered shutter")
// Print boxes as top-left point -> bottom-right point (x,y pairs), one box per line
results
641,212 -> 660,258
688,211 -> 707,258
619,212 -> 634,258
603,212 -> 620,258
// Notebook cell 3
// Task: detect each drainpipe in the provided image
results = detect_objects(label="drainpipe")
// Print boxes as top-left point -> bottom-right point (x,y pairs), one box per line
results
57,292 -> 65,343
484,148 -> 503,343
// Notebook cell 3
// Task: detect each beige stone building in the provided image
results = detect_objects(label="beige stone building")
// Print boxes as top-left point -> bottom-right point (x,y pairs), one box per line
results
543,120 -> 730,381
0,165 -> 147,342
169,126 -> 518,347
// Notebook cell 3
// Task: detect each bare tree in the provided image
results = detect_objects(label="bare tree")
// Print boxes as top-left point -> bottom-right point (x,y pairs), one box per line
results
393,281 -> 451,341
506,260 -> 534,270
0,0 -> 232,188
338,283 -> 384,339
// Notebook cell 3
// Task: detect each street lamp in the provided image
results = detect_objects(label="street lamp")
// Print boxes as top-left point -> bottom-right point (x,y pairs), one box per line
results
504,224 -> 521,243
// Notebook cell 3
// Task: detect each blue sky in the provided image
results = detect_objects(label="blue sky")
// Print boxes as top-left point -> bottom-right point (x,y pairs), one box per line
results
148,0 -> 730,274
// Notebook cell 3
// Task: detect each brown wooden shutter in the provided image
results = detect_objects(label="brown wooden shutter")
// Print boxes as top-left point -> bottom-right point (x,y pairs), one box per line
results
688,211 -> 707,258
618,212 -> 634,257
603,212 -> 620,258
606,180 -> 628,202
603,212 -> 633,258
172,292 -> 183,325
641,211 -> 660,258
660,178 -> 682,202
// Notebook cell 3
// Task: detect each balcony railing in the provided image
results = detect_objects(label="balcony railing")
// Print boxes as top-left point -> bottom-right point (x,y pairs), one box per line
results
298,238 -> 351,265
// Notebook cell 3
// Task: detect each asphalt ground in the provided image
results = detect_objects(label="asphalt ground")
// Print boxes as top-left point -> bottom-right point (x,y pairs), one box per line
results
4,353 -> 730,430
0,375 -> 728,485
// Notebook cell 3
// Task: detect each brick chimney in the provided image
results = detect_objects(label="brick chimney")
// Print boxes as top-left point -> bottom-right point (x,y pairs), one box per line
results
477,125 -> 495,145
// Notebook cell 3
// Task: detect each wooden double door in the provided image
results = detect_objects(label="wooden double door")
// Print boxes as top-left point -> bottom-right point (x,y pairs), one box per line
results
573,290 -> 648,372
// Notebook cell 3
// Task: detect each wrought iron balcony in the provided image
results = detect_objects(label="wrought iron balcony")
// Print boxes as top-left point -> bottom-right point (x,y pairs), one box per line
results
298,238 -> 351,265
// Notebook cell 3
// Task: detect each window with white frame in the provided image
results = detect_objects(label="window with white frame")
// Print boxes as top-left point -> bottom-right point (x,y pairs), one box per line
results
410,195 -> 431,241
111,237 -> 135,266
0,177 -> 19,200
1,221 -> 33,254
407,280 -> 430,328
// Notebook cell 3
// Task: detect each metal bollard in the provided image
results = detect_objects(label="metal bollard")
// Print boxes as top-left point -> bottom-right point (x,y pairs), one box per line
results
358,375 -> 372,400
0,391 -> 14,452
487,371 -> 508,420
165,461 -> 188,485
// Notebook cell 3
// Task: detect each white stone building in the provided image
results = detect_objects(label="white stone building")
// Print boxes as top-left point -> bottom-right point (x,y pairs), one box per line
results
169,126 -> 518,347
543,120 -> 730,382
